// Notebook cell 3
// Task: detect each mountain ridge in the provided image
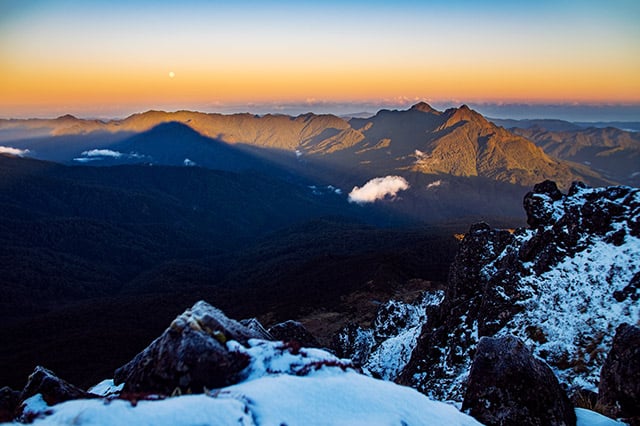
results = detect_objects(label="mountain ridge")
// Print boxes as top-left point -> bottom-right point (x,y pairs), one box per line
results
0,103 -> 614,189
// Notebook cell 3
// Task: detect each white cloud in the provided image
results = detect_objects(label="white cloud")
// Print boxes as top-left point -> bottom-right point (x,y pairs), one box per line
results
0,146 -> 30,157
348,176 -> 410,204
81,149 -> 123,158
427,180 -> 443,189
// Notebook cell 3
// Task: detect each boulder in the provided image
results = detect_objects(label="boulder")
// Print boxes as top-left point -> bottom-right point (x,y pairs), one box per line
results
20,366 -> 92,406
462,335 -> 576,426
114,301 -> 266,394
598,323 -> 640,424
268,320 -> 320,348
0,386 -> 20,422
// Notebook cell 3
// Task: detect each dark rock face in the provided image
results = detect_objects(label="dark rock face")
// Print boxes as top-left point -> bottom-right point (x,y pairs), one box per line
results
399,182 -> 640,400
268,320 -> 320,348
0,387 -> 20,422
114,301 -> 266,394
598,324 -> 640,424
462,335 -> 576,426
20,366 -> 91,406
398,223 -> 517,398
334,322 -> 375,366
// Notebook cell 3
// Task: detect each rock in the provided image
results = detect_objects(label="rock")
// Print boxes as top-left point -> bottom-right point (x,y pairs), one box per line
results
333,322 -> 375,366
20,366 -> 92,406
462,335 -> 576,426
268,320 -> 320,348
114,301 -> 266,394
240,318 -> 273,340
523,180 -> 563,228
398,182 -> 640,401
0,386 -> 20,422
597,323 -> 640,424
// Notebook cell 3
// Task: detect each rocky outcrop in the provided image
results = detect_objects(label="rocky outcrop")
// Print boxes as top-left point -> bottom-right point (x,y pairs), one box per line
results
399,181 -> 640,400
0,386 -> 20,422
114,301 -> 266,394
598,323 -> 640,424
462,335 -> 576,426
335,291 -> 443,381
21,366 -> 92,406
268,320 -> 320,348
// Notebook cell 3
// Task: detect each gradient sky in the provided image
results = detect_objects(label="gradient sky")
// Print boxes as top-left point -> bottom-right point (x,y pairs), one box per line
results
1,0 -> 639,118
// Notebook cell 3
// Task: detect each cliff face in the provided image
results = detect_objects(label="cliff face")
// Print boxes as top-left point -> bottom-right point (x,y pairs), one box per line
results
398,181 -> 640,400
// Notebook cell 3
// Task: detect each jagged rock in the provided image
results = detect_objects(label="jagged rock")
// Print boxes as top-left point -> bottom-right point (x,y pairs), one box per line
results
268,320 -> 320,348
399,182 -> 640,401
334,322 -> 375,366
240,318 -> 273,340
524,180 -> 563,229
598,323 -> 640,424
20,366 -> 91,406
398,222 -> 517,398
0,386 -> 20,422
462,335 -> 576,426
114,301 -> 266,394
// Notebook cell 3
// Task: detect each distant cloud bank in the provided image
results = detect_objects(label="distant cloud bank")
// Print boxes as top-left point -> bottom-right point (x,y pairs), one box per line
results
0,146 -> 30,157
348,176 -> 410,204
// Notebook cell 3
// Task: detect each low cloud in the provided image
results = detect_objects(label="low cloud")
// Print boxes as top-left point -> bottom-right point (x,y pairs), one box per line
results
0,146 -> 30,157
348,176 -> 410,204
74,149 -> 146,162
426,180 -> 443,189
81,149 -> 123,158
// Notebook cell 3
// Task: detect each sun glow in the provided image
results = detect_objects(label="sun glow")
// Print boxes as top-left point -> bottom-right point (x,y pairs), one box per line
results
1,1 -> 639,118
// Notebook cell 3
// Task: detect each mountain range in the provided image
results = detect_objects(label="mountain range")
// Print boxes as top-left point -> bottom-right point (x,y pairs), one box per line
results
4,102 -> 635,226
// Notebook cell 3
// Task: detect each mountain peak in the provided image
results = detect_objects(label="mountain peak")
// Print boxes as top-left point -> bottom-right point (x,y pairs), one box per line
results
55,114 -> 78,121
443,105 -> 489,127
410,102 -> 440,114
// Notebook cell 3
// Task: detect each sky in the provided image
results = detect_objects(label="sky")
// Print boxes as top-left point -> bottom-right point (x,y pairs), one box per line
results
1,0 -> 639,120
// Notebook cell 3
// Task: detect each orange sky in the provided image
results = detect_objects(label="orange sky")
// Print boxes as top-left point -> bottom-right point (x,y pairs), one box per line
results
1,1 -> 639,118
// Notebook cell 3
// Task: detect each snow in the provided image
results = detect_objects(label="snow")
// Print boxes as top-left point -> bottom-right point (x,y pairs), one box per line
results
87,380 -> 123,397
16,372 -> 482,426
505,219 -> 640,390
18,394 -> 252,426
364,291 -> 443,380
14,339 -> 482,426
575,408 -> 627,426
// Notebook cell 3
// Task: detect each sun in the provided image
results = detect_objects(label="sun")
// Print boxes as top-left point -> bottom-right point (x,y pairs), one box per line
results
168,71 -> 175,79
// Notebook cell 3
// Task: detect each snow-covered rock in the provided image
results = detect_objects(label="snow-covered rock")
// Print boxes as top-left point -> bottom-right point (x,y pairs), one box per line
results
400,181 -> 640,401
5,304 -> 484,425
335,291 -> 443,381
113,301 -> 267,394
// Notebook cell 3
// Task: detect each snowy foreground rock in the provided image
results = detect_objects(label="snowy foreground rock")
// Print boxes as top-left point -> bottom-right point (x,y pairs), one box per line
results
5,301 -> 482,425
399,181 -> 640,401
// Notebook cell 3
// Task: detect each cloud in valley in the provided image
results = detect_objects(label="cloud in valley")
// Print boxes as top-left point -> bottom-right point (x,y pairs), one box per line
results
348,176 -> 410,204
73,149 -> 146,162
81,149 -> 124,158
426,180 -> 443,189
0,146 -> 30,157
